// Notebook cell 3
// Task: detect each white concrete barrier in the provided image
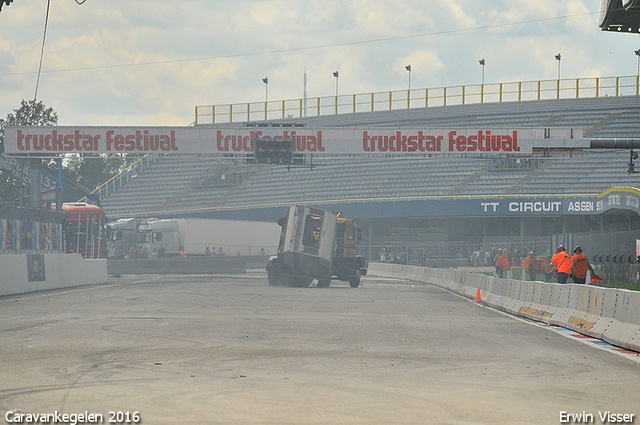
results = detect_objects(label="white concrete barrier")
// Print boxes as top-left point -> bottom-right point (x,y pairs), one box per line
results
0,254 -> 108,297
367,262 -> 640,352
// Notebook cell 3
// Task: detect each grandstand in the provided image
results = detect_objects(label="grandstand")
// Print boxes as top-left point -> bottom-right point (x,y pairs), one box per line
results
99,95 -> 640,219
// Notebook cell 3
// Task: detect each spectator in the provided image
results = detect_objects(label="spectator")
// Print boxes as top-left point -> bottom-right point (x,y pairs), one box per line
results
494,248 -> 509,278
205,245 -> 211,256
550,245 -> 571,284
496,251 -> 510,278
217,247 -> 225,256
158,244 -> 166,258
570,246 -> 595,284
108,245 -> 116,260
521,251 -> 537,281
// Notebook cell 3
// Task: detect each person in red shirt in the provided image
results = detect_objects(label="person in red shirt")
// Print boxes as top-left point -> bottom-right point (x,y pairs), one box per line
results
550,245 -> 571,284
570,246 -> 595,284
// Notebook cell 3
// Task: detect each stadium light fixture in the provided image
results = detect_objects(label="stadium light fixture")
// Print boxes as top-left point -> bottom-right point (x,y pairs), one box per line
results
262,77 -> 268,102
333,71 -> 339,97
479,59 -> 485,85
555,53 -> 562,80
405,64 -> 412,91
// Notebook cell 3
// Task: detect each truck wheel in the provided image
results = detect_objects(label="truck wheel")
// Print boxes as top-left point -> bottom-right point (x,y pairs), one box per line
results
268,270 -> 284,286
317,278 -> 331,288
349,269 -> 361,288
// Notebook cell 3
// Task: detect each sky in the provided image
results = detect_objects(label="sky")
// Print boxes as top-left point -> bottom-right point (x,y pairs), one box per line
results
0,0 -> 639,127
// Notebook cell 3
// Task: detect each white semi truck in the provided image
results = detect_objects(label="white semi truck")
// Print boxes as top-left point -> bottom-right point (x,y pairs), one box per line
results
108,217 -> 281,258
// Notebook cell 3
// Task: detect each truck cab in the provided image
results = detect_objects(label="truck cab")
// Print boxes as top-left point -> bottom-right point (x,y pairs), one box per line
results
107,218 -> 139,259
332,214 -> 368,287
137,219 -> 180,257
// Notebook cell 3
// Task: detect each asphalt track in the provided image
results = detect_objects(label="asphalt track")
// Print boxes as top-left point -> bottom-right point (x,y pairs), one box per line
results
1,272 -> 639,425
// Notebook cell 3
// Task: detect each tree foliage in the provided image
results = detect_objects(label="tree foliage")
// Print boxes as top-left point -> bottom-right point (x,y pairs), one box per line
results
1,99 -> 135,205
0,100 -> 59,203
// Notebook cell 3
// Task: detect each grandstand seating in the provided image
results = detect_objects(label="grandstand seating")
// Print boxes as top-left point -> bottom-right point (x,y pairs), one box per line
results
99,95 -> 640,218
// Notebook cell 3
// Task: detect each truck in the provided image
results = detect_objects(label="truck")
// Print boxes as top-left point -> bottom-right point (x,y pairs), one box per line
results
62,202 -> 108,259
107,217 -> 281,258
106,218 -> 140,259
266,205 -> 368,287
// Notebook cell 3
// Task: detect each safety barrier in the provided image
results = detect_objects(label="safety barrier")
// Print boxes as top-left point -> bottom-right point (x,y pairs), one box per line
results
107,256 -> 246,277
0,253 -> 108,297
368,262 -> 640,352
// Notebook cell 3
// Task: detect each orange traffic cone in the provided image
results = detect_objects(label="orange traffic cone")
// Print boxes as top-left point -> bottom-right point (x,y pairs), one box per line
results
474,286 -> 482,303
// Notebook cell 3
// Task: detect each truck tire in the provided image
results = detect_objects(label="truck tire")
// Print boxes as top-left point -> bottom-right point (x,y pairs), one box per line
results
268,270 -> 284,286
349,269 -> 361,288
317,278 -> 331,288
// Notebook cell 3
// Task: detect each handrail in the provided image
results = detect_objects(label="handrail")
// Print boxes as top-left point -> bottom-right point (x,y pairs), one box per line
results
194,75 -> 640,125
78,154 -> 158,203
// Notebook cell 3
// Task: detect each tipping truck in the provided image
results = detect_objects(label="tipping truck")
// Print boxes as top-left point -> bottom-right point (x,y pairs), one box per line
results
266,205 -> 368,287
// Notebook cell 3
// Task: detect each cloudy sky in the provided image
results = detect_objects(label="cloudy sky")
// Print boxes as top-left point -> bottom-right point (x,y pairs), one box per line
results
0,0 -> 639,126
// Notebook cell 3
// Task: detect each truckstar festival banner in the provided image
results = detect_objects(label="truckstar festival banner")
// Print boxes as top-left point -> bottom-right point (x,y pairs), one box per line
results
3,126 -> 579,155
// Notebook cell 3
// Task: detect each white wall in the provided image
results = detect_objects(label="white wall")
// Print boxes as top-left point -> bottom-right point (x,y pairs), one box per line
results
0,254 -> 108,296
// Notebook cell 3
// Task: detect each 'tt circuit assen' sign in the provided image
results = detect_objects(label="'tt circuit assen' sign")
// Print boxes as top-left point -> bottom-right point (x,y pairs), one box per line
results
3,127 -> 579,155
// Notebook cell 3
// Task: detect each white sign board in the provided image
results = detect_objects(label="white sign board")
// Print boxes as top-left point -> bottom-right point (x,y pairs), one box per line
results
3,126 -> 582,155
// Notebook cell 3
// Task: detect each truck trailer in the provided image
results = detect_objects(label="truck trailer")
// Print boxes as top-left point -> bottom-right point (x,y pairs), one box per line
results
108,217 -> 281,258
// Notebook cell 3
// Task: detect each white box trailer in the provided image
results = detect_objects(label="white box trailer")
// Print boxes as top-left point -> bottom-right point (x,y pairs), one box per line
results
176,218 -> 281,256
129,218 -> 281,258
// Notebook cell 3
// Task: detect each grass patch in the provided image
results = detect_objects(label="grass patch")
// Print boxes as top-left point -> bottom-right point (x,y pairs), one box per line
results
470,267 -> 640,291
592,281 -> 640,292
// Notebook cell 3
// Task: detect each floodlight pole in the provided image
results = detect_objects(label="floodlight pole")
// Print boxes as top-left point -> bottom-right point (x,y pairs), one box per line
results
262,77 -> 268,102
405,65 -> 411,108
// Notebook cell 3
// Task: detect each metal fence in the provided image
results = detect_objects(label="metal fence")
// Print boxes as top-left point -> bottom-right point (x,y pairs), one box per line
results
552,229 -> 640,266
362,237 -> 550,269
195,75 -> 640,125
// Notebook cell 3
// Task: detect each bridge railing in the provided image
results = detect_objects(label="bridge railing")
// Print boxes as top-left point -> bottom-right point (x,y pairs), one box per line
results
195,75 -> 640,125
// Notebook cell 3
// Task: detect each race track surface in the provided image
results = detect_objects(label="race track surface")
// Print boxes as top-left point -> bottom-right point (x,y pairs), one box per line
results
1,272 -> 639,425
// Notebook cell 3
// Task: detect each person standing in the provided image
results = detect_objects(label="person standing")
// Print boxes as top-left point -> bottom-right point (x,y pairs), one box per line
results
550,245 -> 571,284
495,248 -> 510,278
570,246 -> 595,284
521,251 -> 537,281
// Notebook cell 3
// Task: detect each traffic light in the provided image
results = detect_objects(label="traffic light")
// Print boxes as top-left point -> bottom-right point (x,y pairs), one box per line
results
0,1 -> 14,13
254,138 -> 293,164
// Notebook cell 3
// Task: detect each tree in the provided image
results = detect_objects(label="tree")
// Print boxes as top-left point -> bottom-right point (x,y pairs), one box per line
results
0,100 -> 58,204
1,99 -> 139,205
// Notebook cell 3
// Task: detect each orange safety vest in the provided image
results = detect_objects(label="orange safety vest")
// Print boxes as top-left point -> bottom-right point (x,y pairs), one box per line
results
571,253 -> 589,279
552,251 -> 571,274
